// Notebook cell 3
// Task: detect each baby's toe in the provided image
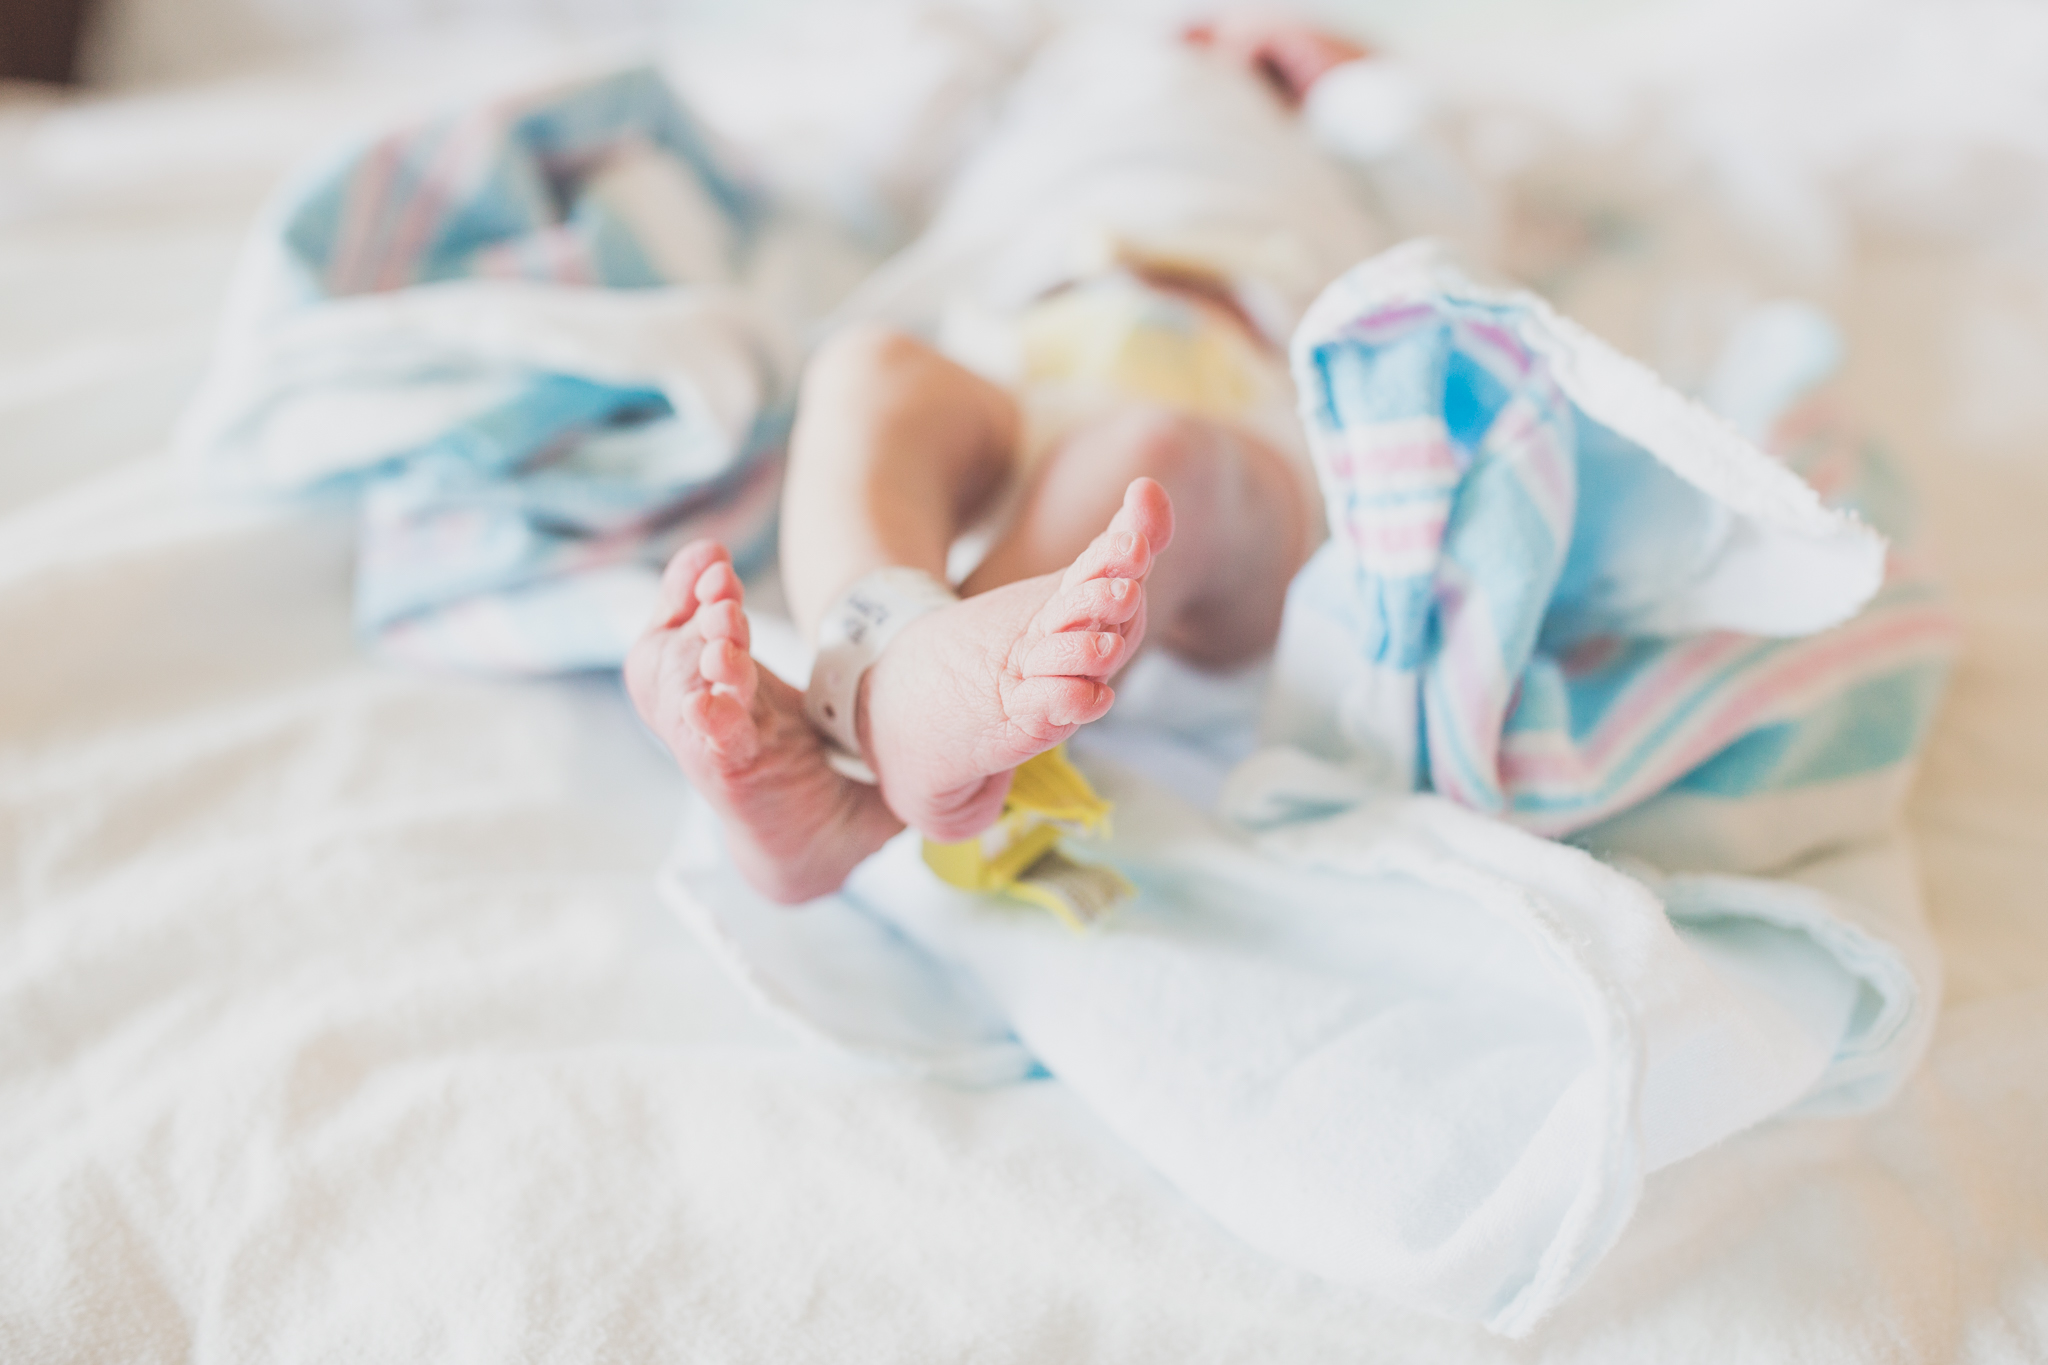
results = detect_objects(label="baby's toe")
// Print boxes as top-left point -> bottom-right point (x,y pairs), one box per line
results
1063,525 -> 1153,591
694,558 -> 744,607
1021,629 -> 1126,680
1007,674 -> 1115,735
1044,576 -> 1142,632
697,598 -> 751,648
699,636 -> 759,705
682,688 -> 759,763
652,540 -> 731,630
1114,476 -> 1175,555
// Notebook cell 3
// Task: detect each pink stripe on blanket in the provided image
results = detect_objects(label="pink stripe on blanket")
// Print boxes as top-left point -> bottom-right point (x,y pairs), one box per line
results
1483,397 -> 1575,536
1428,579 -> 1519,806
329,137 -> 401,295
1458,320 -> 1535,385
1324,429 -> 1461,483
1499,605 -> 1959,831
374,112 -> 504,293
1344,510 -> 1450,569
1344,302 -> 1436,343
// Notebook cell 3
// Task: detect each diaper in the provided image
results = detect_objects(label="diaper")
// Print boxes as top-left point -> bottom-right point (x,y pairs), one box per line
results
940,270 -> 1321,581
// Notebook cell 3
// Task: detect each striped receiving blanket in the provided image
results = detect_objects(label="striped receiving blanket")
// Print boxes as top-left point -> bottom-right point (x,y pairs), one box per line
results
1269,241 -> 1957,876
178,67 -> 798,672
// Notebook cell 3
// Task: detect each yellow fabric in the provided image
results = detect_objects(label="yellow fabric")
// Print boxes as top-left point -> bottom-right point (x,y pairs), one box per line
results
922,746 -> 1134,932
1017,273 -> 1273,421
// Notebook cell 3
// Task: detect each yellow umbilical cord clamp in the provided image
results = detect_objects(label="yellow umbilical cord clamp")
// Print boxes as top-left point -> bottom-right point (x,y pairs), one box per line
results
921,746 -> 1135,932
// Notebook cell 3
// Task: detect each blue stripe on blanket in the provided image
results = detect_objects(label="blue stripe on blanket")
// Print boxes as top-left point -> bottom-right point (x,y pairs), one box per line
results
281,66 -> 758,295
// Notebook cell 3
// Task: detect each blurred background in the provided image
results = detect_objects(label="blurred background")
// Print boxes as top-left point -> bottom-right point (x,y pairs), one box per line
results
9,0 -> 2048,529
25,0 -> 1649,86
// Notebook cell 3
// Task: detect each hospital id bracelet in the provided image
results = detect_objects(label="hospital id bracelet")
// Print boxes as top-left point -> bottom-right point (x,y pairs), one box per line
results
803,565 -> 958,784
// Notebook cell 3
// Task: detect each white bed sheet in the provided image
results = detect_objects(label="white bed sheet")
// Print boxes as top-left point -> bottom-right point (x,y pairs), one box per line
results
3,10 -> 2047,1361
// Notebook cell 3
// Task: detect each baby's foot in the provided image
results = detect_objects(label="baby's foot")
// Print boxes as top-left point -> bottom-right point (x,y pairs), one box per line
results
860,478 -> 1174,840
627,542 -> 905,904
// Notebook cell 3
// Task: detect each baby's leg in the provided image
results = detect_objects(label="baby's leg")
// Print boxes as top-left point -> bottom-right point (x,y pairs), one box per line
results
965,406 -> 1314,670
778,325 -> 1020,641
631,327 -> 1176,899
775,327 -> 1178,838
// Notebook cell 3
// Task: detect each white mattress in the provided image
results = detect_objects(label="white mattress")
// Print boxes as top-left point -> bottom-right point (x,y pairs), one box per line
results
3,6 -> 2046,1360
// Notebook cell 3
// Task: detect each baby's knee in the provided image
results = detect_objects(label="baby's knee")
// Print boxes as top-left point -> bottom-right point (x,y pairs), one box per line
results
803,324 -> 945,402
1060,405 -> 1221,489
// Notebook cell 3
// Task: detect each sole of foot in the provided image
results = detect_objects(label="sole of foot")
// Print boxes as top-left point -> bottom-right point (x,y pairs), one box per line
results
859,476 -> 1174,840
626,541 -> 905,904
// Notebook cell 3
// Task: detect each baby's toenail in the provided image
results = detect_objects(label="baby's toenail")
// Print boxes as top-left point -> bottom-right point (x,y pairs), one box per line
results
1095,633 -> 1116,656
1119,533 -> 1138,555
1110,578 -> 1130,600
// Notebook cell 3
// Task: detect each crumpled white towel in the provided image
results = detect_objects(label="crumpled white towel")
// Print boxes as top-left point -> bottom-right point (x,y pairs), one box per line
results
664,739 -> 1929,1335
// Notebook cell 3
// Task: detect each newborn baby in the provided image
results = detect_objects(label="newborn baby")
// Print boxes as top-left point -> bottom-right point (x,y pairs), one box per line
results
628,14 -> 1385,902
